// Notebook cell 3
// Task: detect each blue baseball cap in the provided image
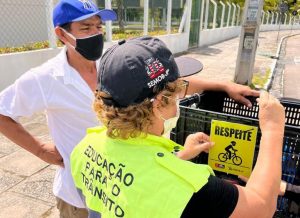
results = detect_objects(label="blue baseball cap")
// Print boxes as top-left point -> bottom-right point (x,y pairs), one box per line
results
53,0 -> 117,27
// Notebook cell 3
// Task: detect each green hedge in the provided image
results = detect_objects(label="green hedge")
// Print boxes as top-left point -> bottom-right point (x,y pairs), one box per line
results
0,41 -> 50,54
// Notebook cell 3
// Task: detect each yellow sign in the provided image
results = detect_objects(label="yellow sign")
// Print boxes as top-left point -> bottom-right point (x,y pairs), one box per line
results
208,120 -> 258,177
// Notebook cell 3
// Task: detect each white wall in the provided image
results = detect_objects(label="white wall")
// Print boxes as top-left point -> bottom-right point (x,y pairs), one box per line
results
0,48 -> 61,91
199,26 -> 241,47
157,33 -> 189,54
260,24 -> 300,31
198,24 -> 300,48
0,33 -> 190,91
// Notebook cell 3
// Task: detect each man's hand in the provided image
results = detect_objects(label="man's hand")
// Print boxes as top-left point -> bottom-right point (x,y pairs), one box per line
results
0,115 -> 64,167
37,143 -> 64,167
177,132 -> 214,160
184,76 -> 258,106
224,81 -> 259,107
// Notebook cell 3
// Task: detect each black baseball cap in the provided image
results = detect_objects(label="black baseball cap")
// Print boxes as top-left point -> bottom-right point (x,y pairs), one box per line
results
98,36 -> 203,107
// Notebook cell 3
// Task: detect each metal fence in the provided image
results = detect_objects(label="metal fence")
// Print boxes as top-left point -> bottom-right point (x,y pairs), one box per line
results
1,0 -> 297,51
0,0 -> 57,48
201,0 -> 242,30
0,0 -> 186,49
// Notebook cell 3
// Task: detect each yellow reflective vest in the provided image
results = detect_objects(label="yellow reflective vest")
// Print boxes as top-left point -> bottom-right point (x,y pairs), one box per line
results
71,127 -> 214,218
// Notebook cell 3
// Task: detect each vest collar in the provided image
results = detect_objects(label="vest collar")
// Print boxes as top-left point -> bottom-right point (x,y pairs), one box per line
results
87,126 -> 182,152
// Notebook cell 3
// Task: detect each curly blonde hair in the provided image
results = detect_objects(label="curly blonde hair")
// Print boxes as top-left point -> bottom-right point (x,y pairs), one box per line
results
94,80 -> 184,139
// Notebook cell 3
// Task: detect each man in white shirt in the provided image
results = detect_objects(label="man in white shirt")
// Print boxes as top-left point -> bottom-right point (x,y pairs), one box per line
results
0,0 -> 117,217
0,0 -> 259,217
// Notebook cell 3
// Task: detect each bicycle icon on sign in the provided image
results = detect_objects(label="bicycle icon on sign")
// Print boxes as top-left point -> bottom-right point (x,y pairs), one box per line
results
218,150 -> 243,166
218,141 -> 243,166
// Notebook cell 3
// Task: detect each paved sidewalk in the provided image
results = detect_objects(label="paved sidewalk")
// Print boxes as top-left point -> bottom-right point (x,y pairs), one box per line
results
0,30 -> 299,218
282,34 -> 300,99
184,30 -> 300,98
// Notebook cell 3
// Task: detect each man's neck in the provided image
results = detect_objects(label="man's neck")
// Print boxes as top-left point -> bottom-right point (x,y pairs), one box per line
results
67,49 -> 95,72
66,48 -> 97,91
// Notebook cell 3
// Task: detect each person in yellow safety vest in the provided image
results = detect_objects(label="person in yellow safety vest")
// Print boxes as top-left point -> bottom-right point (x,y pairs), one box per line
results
70,36 -> 285,218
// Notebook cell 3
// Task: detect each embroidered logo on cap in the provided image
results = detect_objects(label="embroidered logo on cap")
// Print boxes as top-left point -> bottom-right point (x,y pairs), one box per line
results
145,57 -> 170,88
145,58 -> 166,79
78,0 -> 96,10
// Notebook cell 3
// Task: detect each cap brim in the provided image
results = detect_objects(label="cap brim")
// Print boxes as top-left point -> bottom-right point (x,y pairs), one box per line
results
97,9 -> 117,21
175,56 -> 203,77
72,9 -> 117,22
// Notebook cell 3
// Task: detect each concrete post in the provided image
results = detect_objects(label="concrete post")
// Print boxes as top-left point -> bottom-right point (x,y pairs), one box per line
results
211,0 -> 218,29
204,0 -> 209,29
271,11 -> 274,24
167,0 -> 172,34
162,8 -> 167,27
46,0 -> 57,48
105,0 -> 112,42
220,1 -> 226,28
179,2 -> 188,33
226,2 -> 232,27
234,0 -> 264,85
284,13 -> 287,25
261,11 -> 265,25
185,0 -> 192,34
200,0 -> 205,31
275,12 -> 279,24
178,0 -> 192,34
144,0 -> 149,35
266,11 -> 270,25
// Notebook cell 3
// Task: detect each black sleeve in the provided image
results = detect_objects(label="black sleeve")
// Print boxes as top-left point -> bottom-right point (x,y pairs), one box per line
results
181,175 -> 239,218
283,183 -> 300,204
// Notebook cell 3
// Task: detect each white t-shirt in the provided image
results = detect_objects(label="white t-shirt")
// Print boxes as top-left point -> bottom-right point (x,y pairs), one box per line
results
0,48 -> 99,208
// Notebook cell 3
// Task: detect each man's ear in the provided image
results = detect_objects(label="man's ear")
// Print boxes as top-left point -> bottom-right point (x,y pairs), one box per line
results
55,27 -> 68,44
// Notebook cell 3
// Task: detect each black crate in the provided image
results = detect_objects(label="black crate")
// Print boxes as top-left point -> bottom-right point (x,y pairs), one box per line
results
171,91 -> 300,216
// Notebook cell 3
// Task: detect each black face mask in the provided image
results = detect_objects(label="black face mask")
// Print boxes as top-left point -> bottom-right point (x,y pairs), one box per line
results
75,33 -> 103,61
63,29 -> 104,61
